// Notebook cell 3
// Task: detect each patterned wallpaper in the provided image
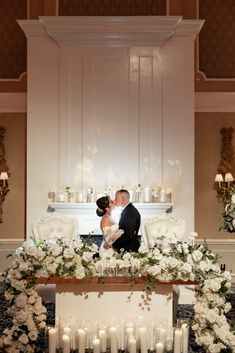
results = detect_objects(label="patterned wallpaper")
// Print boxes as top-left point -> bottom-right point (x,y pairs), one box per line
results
59,0 -> 166,16
0,0 -> 27,79
1,0 -> 235,84
199,0 -> 235,79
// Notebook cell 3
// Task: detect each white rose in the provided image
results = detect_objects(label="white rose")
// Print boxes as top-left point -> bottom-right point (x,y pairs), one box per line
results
15,293 -> 28,308
181,262 -> 192,273
182,243 -> 189,254
28,330 -> 38,341
4,291 -> 14,301
166,257 -> 179,268
3,335 -> 12,346
15,310 -> 27,324
39,321 -> 46,329
26,319 -> 36,331
224,302 -> 232,313
18,333 -> 29,345
28,295 -> 36,304
36,313 -> 47,322
147,265 -> 161,277
75,267 -> 85,279
231,193 -> 235,203
210,278 -> 223,292
48,243 -> 61,256
63,247 -> 75,259
192,250 -> 203,262
26,288 -> 36,296
19,262 -> 29,272
208,343 -> 226,353
72,239 -> 83,249
82,251 -> 93,262
46,263 -> 57,274
207,310 -> 218,323
199,260 -> 210,272
35,248 -> 46,261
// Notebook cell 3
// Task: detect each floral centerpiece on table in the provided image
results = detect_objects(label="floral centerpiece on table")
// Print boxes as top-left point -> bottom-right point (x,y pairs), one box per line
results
220,185 -> 235,232
0,236 -> 235,353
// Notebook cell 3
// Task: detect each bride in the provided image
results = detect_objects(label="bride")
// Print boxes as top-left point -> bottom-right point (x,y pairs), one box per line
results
96,196 -> 123,257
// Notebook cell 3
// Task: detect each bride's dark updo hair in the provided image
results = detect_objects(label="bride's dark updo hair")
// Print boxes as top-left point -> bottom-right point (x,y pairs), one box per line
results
96,196 -> 109,217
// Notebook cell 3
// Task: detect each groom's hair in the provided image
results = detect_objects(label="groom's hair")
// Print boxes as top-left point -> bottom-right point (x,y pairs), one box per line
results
117,189 -> 130,200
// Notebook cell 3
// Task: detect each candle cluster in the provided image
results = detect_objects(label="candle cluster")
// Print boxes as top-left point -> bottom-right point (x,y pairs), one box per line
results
48,186 -> 173,204
47,317 -> 189,353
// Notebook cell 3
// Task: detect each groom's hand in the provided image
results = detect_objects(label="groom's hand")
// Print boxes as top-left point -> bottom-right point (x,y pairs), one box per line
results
103,242 -> 112,249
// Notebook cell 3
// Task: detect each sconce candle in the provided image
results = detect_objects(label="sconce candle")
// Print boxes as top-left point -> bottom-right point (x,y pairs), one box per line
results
0,172 -> 8,187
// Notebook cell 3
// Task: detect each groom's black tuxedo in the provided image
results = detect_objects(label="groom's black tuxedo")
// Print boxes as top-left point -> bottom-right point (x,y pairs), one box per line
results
112,203 -> 141,253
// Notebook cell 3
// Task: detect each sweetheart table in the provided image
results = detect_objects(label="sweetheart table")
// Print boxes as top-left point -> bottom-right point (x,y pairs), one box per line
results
36,277 -> 196,337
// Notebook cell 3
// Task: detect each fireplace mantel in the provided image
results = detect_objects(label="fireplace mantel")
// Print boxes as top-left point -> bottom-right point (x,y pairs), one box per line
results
48,202 -> 172,234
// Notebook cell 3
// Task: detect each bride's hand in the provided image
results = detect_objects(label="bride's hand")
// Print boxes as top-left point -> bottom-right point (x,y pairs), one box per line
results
103,241 -> 112,249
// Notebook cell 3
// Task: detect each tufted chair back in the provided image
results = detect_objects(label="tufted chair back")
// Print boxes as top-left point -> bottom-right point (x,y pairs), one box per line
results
141,214 -> 185,248
32,213 -> 79,243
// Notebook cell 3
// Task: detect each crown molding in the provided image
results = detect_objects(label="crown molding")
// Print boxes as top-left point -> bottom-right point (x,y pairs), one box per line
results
18,16 -> 204,46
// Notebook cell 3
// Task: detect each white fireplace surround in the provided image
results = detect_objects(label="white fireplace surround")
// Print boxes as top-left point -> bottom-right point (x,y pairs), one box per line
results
48,202 -> 172,235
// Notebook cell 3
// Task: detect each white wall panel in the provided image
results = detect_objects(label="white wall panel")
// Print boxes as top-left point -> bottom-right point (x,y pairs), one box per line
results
18,17 -> 203,237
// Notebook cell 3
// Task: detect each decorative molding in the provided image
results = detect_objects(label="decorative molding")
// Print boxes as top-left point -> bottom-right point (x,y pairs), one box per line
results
49,202 -> 172,216
18,16 -> 204,47
195,92 -> 235,112
0,93 -> 27,112
197,238 -> 235,245
0,72 -> 27,93
0,238 -> 25,244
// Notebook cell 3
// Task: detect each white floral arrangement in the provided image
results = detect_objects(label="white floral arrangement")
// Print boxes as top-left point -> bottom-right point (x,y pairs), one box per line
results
0,236 -> 234,353
220,186 -> 235,233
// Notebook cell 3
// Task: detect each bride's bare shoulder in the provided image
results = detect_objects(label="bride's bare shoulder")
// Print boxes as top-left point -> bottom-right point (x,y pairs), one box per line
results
101,214 -> 110,228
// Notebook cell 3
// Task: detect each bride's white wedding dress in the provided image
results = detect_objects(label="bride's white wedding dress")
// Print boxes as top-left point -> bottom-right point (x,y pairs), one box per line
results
99,224 -> 123,257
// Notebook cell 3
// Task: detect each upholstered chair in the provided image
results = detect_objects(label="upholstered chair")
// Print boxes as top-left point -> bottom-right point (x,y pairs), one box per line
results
141,213 -> 186,248
32,213 -> 79,243
141,213 -> 186,324
32,213 -> 79,304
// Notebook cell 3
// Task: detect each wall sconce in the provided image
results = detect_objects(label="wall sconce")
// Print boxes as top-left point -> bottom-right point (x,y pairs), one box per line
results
214,172 -> 234,204
0,126 -> 10,223
214,127 -> 235,205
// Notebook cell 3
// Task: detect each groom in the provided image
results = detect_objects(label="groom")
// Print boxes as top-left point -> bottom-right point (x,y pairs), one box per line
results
112,189 -> 141,253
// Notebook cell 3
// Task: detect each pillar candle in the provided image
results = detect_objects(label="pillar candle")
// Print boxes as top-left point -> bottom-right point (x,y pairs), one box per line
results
156,342 -> 164,353
159,189 -> 167,203
144,187 -> 151,202
159,328 -> 166,346
181,324 -> 189,353
155,326 -> 161,344
77,329 -> 86,353
148,324 -> 154,351
63,327 -> 71,336
126,327 -> 134,337
48,327 -> 57,353
128,336 -> 137,353
98,329 -> 107,352
93,338 -> 101,353
110,327 -> 118,353
174,329 -> 182,353
62,334 -> 71,353
139,327 -> 148,353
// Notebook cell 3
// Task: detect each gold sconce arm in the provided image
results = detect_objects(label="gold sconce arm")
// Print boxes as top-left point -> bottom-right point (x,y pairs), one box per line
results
0,126 -> 10,223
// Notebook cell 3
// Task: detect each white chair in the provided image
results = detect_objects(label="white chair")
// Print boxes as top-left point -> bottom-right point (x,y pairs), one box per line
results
141,213 -> 186,324
32,213 -> 79,243
32,213 -> 79,303
141,213 -> 186,248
